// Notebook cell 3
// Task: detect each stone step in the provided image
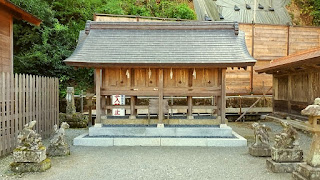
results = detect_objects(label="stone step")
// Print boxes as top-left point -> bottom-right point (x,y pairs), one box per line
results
292,172 -> 307,180
89,126 -> 233,137
74,131 -> 247,147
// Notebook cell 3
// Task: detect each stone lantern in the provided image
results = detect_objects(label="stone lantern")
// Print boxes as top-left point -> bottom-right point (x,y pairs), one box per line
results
293,98 -> 320,180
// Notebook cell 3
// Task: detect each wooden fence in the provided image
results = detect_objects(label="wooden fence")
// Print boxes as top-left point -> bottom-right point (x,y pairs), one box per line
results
0,72 -> 59,156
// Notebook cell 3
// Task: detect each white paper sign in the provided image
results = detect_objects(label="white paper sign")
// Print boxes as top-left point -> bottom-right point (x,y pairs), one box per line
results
112,95 -> 125,116
112,95 -> 125,105
112,109 -> 125,116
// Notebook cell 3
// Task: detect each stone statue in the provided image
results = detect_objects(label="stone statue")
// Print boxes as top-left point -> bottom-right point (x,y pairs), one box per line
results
11,121 -> 51,172
252,122 -> 270,147
50,122 -> 69,146
266,121 -> 303,173
66,87 -> 76,114
249,122 -> 271,157
16,120 -> 42,151
47,122 -> 70,156
274,121 -> 298,149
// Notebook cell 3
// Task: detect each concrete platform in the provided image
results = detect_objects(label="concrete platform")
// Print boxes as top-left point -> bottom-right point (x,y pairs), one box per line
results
73,131 -> 247,147
89,125 -> 233,137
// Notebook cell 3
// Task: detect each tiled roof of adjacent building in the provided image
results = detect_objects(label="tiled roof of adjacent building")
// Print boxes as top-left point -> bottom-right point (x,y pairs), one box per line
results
64,21 -> 256,68
256,47 -> 320,74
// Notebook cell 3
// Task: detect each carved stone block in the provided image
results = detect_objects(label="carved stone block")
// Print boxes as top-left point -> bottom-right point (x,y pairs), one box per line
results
292,163 -> 320,180
271,147 -> 303,162
13,148 -> 46,163
10,158 -> 51,173
47,144 -> 70,157
266,159 -> 303,173
249,145 -> 271,157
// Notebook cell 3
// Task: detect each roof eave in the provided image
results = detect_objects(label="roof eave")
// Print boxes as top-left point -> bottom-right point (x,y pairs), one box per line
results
64,61 -> 256,68
0,0 -> 42,26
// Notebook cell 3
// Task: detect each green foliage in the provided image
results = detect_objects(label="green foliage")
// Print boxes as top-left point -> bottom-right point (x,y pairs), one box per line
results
10,0 -> 196,99
293,0 -> 320,26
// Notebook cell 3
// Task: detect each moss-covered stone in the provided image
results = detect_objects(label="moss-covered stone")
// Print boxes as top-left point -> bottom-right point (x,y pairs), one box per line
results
59,113 -> 88,128
47,144 -> 70,157
10,158 -> 51,173
13,148 -> 46,163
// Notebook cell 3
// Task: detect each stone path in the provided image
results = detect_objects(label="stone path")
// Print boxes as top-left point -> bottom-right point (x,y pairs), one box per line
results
0,121 -> 312,180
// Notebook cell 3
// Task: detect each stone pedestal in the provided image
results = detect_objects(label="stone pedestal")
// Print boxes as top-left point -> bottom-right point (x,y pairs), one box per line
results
59,113 -> 88,128
292,131 -> 320,180
249,145 -> 271,157
267,159 -> 304,173
271,147 -> 303,162
293,163 -> 320,180
47,144 -> 70,157
10,158 -> 51,173
11,147 -> 51,173
13,148 -> 46,163
267,147 -> 303,173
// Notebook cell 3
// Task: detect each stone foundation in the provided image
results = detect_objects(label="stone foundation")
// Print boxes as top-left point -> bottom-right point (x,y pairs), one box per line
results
10,158 -> 51,173
13,148 -> 46,163
249,145 -> 271,157
271,147 -> 303,162
266,159 -> 304,173
59,113 -> 88,128
292,163 -> 320,180
47,144 -> 70,157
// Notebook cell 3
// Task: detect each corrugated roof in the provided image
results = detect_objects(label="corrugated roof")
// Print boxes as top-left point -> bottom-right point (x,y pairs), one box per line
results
64,21 -> 256,68
256,47 -> 320,73
194,0 -> 292,25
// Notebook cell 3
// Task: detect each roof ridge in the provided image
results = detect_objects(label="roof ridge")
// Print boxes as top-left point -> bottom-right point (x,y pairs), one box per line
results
85,20 -> 239,35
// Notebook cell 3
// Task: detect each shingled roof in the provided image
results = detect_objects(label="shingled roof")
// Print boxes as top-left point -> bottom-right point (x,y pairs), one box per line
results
64,21 -> 256,68
256,47 -> 320,74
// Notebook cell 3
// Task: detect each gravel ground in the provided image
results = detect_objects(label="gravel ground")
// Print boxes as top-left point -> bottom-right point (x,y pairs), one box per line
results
0,120 -> 312,180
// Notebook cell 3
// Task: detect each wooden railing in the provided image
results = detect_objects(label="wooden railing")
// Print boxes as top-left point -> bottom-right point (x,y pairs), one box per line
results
0,72 -> 59,156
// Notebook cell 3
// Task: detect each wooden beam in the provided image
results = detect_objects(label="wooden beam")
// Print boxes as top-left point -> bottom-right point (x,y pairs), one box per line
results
95,68 -> 101,124
221,68 -> 226,124
158,69 -> 164,124
101,87 -> 221,96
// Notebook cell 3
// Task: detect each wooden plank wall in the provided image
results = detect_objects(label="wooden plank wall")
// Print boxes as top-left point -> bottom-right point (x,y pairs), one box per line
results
0,9 -> 12,73
0,72 -> 59,157
274,70 -> 320,115
226,24 -> 320,95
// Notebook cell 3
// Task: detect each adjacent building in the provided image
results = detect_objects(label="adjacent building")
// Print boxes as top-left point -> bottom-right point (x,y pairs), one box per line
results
0,0 -> 41,73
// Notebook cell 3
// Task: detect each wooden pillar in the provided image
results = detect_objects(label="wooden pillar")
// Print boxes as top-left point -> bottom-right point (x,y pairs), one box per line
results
250,65 -> 254,94
272,76 -> 277,114
221,68 -> 226,124
95,68 -> 101,125
288,75 -> 292,114
217,69 -> 222,116
158,69 -> 164,126
187,96 -> 193,119
130,96 -> 137,119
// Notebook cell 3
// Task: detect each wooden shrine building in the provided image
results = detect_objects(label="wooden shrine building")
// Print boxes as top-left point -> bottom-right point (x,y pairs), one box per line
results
256,47 -> 320,119
64,21 -> 256,126
0,0 -> 41,73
